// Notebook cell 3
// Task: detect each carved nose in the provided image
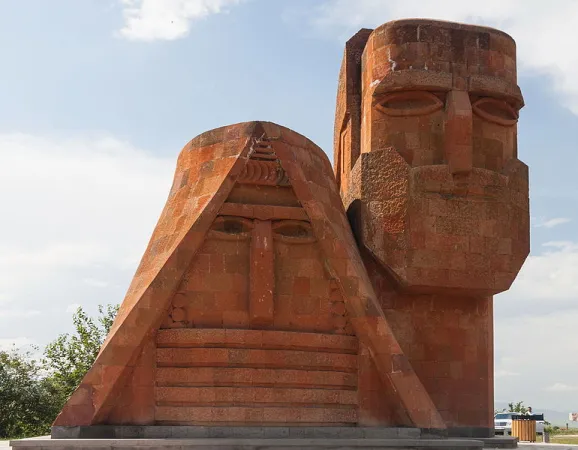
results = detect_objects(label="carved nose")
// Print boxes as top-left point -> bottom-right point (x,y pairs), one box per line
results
250,219 -> 274,326
444,90 -> 473,176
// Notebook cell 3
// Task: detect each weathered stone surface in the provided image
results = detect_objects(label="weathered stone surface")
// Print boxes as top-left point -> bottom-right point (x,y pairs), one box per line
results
53,121 -> 443,430
11,437 -> 486,450
335,19 -> 529,436
49,17 -> 528,440
51,426 -> 422,440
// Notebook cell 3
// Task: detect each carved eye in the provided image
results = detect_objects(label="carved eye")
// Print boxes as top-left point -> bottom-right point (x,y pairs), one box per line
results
472,98 -> 518,126
273,220 -> 315,244
375,91 -> 443,117
210,216 -> 253,240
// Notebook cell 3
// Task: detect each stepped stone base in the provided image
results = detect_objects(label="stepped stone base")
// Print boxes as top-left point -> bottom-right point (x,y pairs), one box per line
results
50,427 -> 505,442
11,437 -> 485,450
10,428 -> 517,450
51,427 -> 422,440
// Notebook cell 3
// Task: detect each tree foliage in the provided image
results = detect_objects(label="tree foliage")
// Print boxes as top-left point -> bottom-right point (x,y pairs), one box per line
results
0,304 -> 118,439
43,304 -> 119,401
495,401 -> 530,415
0,348 -> 59,438
507,401 -> 529,414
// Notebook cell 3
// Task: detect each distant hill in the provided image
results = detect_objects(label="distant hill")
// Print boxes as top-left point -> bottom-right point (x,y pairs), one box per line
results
495,402 -> 577,427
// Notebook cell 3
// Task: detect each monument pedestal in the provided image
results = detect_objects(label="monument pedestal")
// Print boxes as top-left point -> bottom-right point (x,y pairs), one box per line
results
9,437 -> 493,450
11,428 -> 517,450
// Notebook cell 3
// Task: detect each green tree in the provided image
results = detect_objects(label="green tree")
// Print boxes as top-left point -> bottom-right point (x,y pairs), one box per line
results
0,347 -> 60,438
508,401 -> 529,414
0,304 -> 118,439
495,401 -> 531,416
43,304 -> 119,404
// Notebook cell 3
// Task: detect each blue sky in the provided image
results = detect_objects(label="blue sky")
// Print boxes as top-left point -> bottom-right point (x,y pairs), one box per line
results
1,0 -> 578,413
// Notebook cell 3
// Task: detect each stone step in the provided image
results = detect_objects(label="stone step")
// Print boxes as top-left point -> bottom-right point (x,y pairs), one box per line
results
251,151 -> 278,161
156,348 -> 357,372
12,438 -> 485,450
48,427 -> 509,448
156,367 -> 358,390
155,405 -> 358,425
156,329 -> 358,354
50,426 -> 422,440
155,386 -> 358,406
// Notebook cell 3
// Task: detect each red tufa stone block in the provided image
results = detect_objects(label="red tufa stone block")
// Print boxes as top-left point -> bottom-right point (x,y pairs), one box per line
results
292,277 -> 310,295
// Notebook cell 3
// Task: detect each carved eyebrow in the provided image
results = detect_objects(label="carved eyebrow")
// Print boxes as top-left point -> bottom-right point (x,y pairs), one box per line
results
370,71 -> 524,110
371,71 -> 453,97
468,75 -> 524,109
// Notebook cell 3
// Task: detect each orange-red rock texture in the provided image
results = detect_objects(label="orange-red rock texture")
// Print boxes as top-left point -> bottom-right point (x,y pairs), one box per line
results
54,19 -> 529,438
335,19 -> 529,435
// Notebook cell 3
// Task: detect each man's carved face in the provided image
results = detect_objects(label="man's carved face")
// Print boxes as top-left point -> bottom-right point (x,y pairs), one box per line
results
358,21 -> 530,295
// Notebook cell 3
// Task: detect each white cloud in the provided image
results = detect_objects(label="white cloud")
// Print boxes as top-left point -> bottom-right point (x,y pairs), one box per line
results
495,369 -> 520,379
0,132 -> 174,344
313,0 -> 578,115
0,243 -> 110,268
83,278 -> 110,288
65,303 -> 81,313
534,217 -> 572,228
494,239 -> 578,410
0,309 -> 41,318
546,383 -> 578,392
498,241 -> 578,315
118,0 -> 242,41
494,309 -> 578,410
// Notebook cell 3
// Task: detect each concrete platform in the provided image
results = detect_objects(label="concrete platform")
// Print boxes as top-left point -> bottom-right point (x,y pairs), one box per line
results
50,427 -> 422,440
9,428 -> 519,450
48,427 -> 513,448
10,437 -> 486,450
518,445 -> 578,449
473,438 -> 518,449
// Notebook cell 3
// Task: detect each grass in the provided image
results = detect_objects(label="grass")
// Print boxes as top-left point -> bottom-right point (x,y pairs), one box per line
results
507,435 -> 566,444
506,428 -> 578,444
551,436 -> 578,445
552,428 -> 578,435
548,427 -> 578,444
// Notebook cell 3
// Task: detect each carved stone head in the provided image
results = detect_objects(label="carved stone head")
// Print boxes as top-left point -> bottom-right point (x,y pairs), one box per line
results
336,19 -> 530,295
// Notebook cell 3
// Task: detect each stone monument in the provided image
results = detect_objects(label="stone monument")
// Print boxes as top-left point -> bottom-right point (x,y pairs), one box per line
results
335,19 -> 528,438
13,18 -> 529,450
